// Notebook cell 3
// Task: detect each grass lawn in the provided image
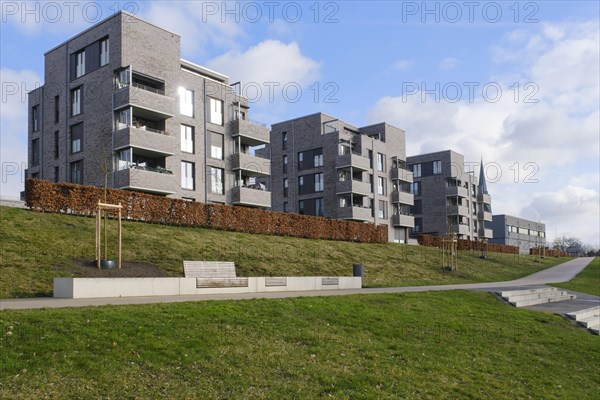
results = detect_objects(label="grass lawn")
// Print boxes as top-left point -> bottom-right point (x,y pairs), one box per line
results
1,206 -> 569,298
551,257 -> 600,296
1,291 -> 598,399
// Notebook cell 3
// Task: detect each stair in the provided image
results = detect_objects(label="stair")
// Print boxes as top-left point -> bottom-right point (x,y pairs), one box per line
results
566,306 -> 600,335
498,287 -> 576,307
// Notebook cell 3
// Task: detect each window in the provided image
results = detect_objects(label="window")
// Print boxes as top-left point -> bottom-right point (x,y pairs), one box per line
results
54,166 -> 59,183
369,174 -> 374,193
210,132 -> 224,159
314,152 -> 323,167
210,167 -> 224,194
339,196 -> 348,208
209,98 -> 223,125
54,96 -> 59,123
298,152 -> 304,169
298,176 -> 304,193
31,139 -> 40,166
31,173 -> 39,179
54,131 -> 59,158
412,199 -> 422,215
377,153 -> 385,172
339,144 -> 350,156
117,148 -> 132,170
70,123 -> 83,154
433,160 -> 442,175
282,132 -> 288,150
100,37 -> 109,66
283,202 -> 288,212
283,178 -> 289,197
32,105 -> 40,131
179,88 -> 194,117
378,200 -> 387,219
70,160 -> 83,184
377,176 -> 386,195
116,67 -> 130,89
299,200 -> 305,215
116,108 -> 130,130
414,218 -> 422,232
181,161 -> 195,190
413,163 -> 422,178
315,173 -> 324,192
315,198 -> 324,216
410,181 -> 421,196
181,125 -> 194,153
71,86 -> 82,116
368,150 -> 373,168
282,155 -> 288,173
75,50 -> 85,78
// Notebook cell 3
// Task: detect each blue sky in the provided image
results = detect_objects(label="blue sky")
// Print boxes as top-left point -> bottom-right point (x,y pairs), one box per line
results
1,1 -> 599,246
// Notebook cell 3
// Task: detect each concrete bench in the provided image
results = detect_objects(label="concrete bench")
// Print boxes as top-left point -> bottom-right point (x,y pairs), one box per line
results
183,261 -> 248,288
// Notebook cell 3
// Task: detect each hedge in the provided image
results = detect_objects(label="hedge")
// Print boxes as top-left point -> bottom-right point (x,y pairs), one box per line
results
530,248 -> 567,257
417,234 -> 519,254
24,179 -> 388,243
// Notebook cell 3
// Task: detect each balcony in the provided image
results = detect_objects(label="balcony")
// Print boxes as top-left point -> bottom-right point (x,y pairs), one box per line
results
336,179 -> 371,195
449,224 -> 471,236
391,190 -> 414,206
337,206 -> 373,222
480,228 -> 493,239
446,186 -> 469,198
231,186 -> 271,208
478,210 -> 493,221
231,153 -> 270,176
447,205 -> 469,216
114,167 -> 177,195
230,119 -> 269,145
392,214 -> 415,228
114,126 -> 176,156
113,85 -> 175,117
477,192 -> 492,204
391,168 -> 413,183
336,153 -> 371,171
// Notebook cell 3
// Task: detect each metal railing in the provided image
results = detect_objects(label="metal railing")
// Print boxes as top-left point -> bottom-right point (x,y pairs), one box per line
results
132,81 -> 166,96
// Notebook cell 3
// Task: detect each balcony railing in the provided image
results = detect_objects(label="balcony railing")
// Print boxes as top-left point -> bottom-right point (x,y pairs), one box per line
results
132,81 -> 166,96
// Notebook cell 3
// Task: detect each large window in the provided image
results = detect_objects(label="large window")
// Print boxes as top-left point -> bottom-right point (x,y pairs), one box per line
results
299,148 -> 323,170
315,198 -> 324,216
181,125 -> 194,153
181,161 -> 195,190
32,105 -> 40,132
31,139 -> 40,166
115,108 -> 130,130
377,176 -> 386,195
70,160 -> 83,184
209,98 -> 223,125
433,160 -> 442,175
179,88 -> 194,117
210,167 -> 224,194
210,132 -> 224,159
71,86 -> 82,116
314,173 -> 324,192
377,153 -> 385,172
70,123 -> 83,154
100,37 -> 109,66
410,181 -> 421,196
75,50 -> 85,78
413,163 -> 422,178
378,200 -> 387,219
314,151 -> 323,167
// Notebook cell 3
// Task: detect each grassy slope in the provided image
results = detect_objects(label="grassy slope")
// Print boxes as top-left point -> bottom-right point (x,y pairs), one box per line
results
1,206 -> 569,298
1,291 -> 598,399
551,257 -> 600,296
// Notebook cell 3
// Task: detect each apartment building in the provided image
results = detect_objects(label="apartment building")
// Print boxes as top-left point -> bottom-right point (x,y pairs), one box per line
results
263,113 -> 414,243
490,215 -> 546,254
406,150 -> 493,240
27,12 -> 270,208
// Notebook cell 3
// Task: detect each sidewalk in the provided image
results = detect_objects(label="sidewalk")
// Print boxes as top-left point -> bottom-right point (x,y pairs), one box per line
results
0,257 -> 595,311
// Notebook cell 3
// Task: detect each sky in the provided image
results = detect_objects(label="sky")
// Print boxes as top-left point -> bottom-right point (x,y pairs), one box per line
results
1,1 -> 599,247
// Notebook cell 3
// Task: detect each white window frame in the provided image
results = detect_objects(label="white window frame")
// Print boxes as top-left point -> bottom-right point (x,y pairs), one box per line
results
210,167 -> 224,194
433,160 -> 442,175
377,153 -> 385,172
76,50 -> 85,78
210,132 -> 224,160
413,163 -> 422,178
181,125 -> 194,153
100,38 -> 109,66
181,161 -> 195,190
209,98 -> 223,125
315,172 -> 324,192
377,176 -> 385,195
179,88 -> 194,117
71,87 -> 81,116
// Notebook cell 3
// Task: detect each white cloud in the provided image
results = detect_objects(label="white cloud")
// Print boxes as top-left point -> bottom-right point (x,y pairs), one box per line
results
1,68 -> 43,199
368,20 -> 600,246
207,39 -> 320,92
392,59 -> 415,71
439,57 -> 459,70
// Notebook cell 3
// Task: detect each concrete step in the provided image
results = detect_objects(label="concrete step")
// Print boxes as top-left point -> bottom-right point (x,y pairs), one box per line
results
591,327 -> 599,335
510,293 -> 576,307
499,287 -> 557,298
566,306 -> 600,321
507,290 -> 574,303
578,316 -> 600,330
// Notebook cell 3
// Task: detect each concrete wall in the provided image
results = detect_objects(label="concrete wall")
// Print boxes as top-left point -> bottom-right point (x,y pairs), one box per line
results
54,276 -> 363,299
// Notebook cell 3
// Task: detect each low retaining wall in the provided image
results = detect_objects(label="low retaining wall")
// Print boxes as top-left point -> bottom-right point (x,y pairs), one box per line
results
53,276 -> 362,299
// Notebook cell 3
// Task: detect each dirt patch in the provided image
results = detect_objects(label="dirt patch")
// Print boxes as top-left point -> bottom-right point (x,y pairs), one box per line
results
71,259 -> 174,278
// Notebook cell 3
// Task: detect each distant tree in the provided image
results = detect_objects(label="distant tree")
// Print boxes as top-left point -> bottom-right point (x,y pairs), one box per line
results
553,237 -> 585,256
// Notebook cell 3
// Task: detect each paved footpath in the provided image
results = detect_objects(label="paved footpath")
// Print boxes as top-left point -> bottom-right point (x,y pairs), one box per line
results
0,257 -> 595,311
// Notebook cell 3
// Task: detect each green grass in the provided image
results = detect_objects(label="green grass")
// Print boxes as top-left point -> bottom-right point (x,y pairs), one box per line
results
1,291 -> 598,399
0,206 -> 569,298
551,257 -> 600,296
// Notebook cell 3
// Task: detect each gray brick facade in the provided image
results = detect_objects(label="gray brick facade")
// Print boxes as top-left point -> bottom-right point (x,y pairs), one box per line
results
27,12 -> 270,208
407,150 -> 493,241
264,113 -> 414,243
